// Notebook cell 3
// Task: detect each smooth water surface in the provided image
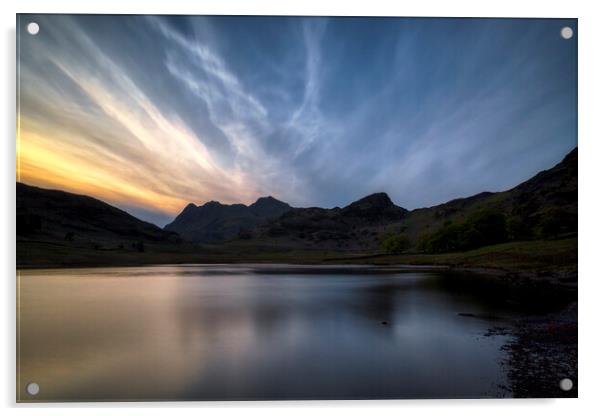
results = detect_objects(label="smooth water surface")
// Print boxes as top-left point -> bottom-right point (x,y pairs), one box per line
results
17,265 -> 519,401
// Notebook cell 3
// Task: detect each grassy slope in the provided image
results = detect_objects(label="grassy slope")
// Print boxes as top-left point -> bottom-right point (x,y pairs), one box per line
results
396,149 -> 576,244
395,192 -> 511,242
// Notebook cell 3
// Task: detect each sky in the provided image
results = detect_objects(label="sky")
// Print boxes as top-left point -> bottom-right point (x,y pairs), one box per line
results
17,15 -> 577,226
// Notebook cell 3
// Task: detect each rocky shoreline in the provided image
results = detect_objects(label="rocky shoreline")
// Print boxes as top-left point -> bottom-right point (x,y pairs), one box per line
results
507,302 -> 576,398
455,267 -> 578,398
486,301 -> 577,398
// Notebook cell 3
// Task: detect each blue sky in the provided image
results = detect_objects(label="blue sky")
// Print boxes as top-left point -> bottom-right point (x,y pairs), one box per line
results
18,15 -> 577,226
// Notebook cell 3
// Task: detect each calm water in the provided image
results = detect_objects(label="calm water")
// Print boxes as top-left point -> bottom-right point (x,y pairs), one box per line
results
17,265 -> 522,401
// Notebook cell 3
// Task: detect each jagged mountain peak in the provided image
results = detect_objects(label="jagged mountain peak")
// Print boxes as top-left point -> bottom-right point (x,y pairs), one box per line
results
344,192 -> 395,210
248,196 -> 291,218
165,195 -> 292,243
255,195 -> 278,203
202,200 -> 224,207
251,195 -> 287,207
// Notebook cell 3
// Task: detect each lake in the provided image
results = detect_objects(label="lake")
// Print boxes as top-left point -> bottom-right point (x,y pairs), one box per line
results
17,264 -> 523,401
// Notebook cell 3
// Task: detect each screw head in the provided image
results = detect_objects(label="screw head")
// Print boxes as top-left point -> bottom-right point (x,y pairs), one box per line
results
26,382 -> 40,396
26,22 -> 40,35
559,378 -> 573,391
560,27 -> 573,40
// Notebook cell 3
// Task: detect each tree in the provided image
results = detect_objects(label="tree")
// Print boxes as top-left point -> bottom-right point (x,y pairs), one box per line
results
419,209 -> 508,253
507,216 -> 534,241
538,208 -> 576,239
382,234 -> 412,254
459,209 -> 507,250
420,223 -> 462,253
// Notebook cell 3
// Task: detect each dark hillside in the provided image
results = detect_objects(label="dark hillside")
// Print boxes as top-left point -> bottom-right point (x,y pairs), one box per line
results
17,182 -> 179,244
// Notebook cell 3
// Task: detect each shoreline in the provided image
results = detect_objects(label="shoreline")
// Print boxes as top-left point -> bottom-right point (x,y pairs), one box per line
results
16,237 -> 577,278
490,301 -> 578,398
16,260 -> 577,290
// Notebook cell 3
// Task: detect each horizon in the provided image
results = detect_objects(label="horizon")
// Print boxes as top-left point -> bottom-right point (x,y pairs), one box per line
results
17,15 -> 577,227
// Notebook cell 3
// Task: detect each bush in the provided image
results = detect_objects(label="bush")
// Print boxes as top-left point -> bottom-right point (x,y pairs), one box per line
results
382,234 -> 412,254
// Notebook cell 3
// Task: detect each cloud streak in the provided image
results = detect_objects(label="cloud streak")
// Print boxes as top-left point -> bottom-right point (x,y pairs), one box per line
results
17,15 -> 577,225
18,16 -> 264,224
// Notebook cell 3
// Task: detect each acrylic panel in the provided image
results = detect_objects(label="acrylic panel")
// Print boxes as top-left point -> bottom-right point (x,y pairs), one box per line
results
16,14 -> 577,401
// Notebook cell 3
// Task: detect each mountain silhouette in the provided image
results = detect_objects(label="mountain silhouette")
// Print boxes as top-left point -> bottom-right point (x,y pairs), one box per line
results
16,182 -> 178,244
16,147 -> 577,256
164,196 -> 291,243
249,148 -> 577,250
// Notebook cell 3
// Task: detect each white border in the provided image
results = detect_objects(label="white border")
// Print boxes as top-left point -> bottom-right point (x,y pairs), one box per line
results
2,0 -> 601,415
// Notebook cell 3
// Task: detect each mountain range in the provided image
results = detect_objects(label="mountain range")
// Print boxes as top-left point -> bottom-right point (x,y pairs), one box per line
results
16,147 -> 577,254
164,196 -> 291,242
166,147 -> 577,250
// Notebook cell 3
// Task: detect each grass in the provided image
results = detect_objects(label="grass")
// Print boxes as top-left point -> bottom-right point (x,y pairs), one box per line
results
16,239 -> 340,268
17,237 -> 576,276
324,237 -> 577,274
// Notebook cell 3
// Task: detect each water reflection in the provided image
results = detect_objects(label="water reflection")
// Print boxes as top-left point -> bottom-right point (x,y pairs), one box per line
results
18,265 -> 518,401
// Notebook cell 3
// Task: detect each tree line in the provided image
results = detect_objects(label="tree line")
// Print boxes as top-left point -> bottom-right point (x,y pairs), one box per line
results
381,207 -> 576,254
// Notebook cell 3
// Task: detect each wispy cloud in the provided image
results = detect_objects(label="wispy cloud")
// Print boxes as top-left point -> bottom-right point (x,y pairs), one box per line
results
17,16 -> 577,225
18,16 -> 265,224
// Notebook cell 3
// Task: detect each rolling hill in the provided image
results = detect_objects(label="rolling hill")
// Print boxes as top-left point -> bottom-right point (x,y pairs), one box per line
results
17,182 -> 179,245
